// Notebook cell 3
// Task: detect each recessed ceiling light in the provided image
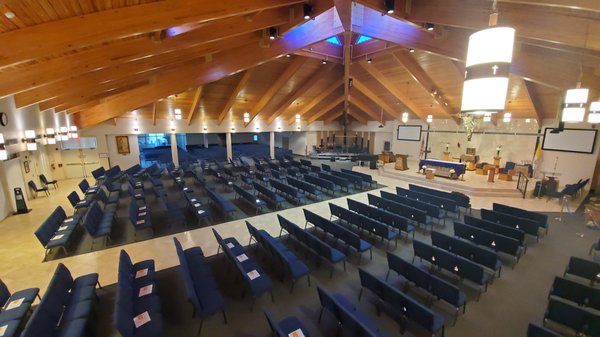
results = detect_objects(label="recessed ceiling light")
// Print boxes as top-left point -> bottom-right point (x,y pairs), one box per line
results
4,11 -> 15,19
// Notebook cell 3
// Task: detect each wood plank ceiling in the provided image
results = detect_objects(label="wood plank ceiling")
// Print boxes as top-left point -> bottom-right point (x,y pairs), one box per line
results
0,0 -> 597,128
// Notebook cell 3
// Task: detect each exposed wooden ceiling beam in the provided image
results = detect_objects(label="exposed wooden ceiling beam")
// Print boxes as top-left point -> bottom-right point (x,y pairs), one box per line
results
324,110 -> 344,124
307,97 -> 345,124
187,86 -> 204,125
304,41 -> 344,59
406,0 -> 600,53
0,0 -> 305,69
391,51 -> 458,118
217,69 -> 255,125
349,95 -> 388,123
293,50 -> 343,63
497,0 -> 600,13
523,79 -> 545,125
341,30 -> 352,123
334,0 -> 353,31
287,82 -> 343,124
357,0 -> 408,17
352,40 -> 401,61
351,77 -> 403,121
245,57 -> 307,126
355,61 -> 428,121
348,106 -> 368,124
267,63 -> 335,124
278,0 -> 334,35
75,9 -> 344,128
11,33 -> 260,106
352,6 -> 466,61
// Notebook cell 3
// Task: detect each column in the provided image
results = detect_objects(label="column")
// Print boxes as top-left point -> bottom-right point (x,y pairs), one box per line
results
270,131 -> 275,159
226,132 -> 232,161
170,133 -> 179,166
203,133 -> 208,148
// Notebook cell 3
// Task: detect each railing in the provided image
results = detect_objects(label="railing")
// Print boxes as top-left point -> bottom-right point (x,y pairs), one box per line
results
517,173 -> 529,199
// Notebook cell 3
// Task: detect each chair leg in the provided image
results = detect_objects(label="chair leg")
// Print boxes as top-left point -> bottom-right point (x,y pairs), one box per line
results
318,307 -> 324,323
385,270 -> 391,281
196,319 -> 204,337
222,310 -> 228,323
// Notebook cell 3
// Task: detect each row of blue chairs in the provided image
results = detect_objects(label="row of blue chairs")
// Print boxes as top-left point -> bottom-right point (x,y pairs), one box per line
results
340,168 -> 377,188
317,286 -> 388,337
347,199 -> 415,240
464,215 -> 527,250
381,190 -> 446,225
183,192 -> 211,225
385,253 -> 466,325
329,203 -> 399,248
253,182 -> 285,209
205,187 -> 236,220
212,229 -> 273,310
21,263 -> 100,337
453,222 -> 524,263
480,209 -> 541,241
304,209 -> 373,263
233,184 -> 266,214
409,184 -> 471,215
115,250 -> 162,337
83,201 -> 116,248
396,186 -> 459,216
127,198 -> 154,238
35,206 -> 80,259
527,323 -> 562,337
0,279 -> 40,337
287,176 -> 323,200
431,231 -> 502,277
278,215 -> 346,277
246,222 -> 310,292
269,179 -> 306,205
303,174 -> 340,195
564,256 -> 600,286
493,203 -> 549,234
318,172 -> 351,193
413,240 -> 492,300
173,238 -> 226,336
368,194 -> 431,229
358,268 -> 446,336
549,276 -> 600,311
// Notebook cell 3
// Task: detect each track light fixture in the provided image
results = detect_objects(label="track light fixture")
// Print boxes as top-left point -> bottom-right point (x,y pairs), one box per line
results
367,57 -> 372,64
321,59 -> 327,65
384,0 -> 395,14
303,4 -> 312,20
408,48 -> 415,53
268,27 -> 277,40
425,23 -> 435,31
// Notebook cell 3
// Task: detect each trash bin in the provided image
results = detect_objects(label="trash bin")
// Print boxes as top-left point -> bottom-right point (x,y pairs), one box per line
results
369,160 -> 377,169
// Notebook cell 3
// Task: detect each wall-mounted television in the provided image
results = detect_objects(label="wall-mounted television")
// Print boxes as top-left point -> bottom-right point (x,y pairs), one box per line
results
252,134 -> 259,142
542,128 -> 597,154
397,125 -> 422,141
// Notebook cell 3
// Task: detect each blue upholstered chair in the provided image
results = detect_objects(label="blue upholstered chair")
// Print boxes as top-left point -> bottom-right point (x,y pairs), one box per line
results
264,309 -> 309,337
28,180 -> 49,198
39,174 -> 58,189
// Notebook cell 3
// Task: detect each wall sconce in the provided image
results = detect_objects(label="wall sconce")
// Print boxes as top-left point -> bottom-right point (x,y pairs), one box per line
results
503,112 -> 512,123
0,133 -> 7,160
243,112 -> 250,123
426,115 -> 433,123
24,130 -> 37,151
59,126 -> 69,141
69,126 -> 78,139
45,128 -> 56,144
174,108 -> 182,120
483,112 -> 492,122
295,114 -> 301,123
561,88 -> 588,123
203,125 -> 208,133
588,101 -> 600,124
401,112 -> 409,123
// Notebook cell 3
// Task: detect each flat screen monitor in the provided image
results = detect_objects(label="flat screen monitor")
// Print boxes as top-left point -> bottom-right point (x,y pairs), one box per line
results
253,134 -> 259,142
397,125 -> 422,141
542,128 -> 597,154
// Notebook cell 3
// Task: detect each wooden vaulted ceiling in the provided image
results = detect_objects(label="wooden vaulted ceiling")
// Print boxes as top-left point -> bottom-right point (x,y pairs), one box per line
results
0,0 -> 598,129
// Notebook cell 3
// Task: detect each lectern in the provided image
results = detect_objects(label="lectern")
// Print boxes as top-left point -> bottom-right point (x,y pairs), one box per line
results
394,154 -> 409,170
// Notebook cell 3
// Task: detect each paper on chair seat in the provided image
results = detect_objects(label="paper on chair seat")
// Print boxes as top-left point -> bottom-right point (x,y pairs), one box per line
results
197,210 -> 204,214
226,243 -> 234,249
139,206 -> 147,211
77,201 -> 86,205
194,203 -> 201,207
138,284 -> 153,297
135,268 -> 148,279
139,212 -> 147,217
288,329 -> 305,337
5,298 -> 24,310
51,234 -> 65,241
136,220 -> 145,225
247,269 -> 260,280
191,199 -> 197,202
59,225 -> 70,231
236,254 -> 248,262
133,311 -> 151,328
64,218 -> 74,223
0,324 -> 7,336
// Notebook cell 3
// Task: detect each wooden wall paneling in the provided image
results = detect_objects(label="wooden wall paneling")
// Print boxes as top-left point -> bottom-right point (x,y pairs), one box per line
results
217,69 -> 255,124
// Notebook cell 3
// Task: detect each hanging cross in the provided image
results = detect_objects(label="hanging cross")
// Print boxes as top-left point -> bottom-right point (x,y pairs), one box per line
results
492,64 -> 499,75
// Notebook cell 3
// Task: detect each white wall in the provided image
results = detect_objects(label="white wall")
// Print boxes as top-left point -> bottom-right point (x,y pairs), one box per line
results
2,158 -> 27,215
289,132 -> 307,155
105,135 -> 140,169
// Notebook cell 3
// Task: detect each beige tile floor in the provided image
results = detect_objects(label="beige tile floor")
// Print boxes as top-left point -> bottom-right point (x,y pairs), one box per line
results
0,166 -> 587,293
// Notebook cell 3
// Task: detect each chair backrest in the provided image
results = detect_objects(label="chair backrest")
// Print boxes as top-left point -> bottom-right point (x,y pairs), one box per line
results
39,174 -> 48,184
0,279 -> 10,306
67,191 -> 80,206
263,309 -> 281,335
79,179 -> 90,193
28,180 -> 37,191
